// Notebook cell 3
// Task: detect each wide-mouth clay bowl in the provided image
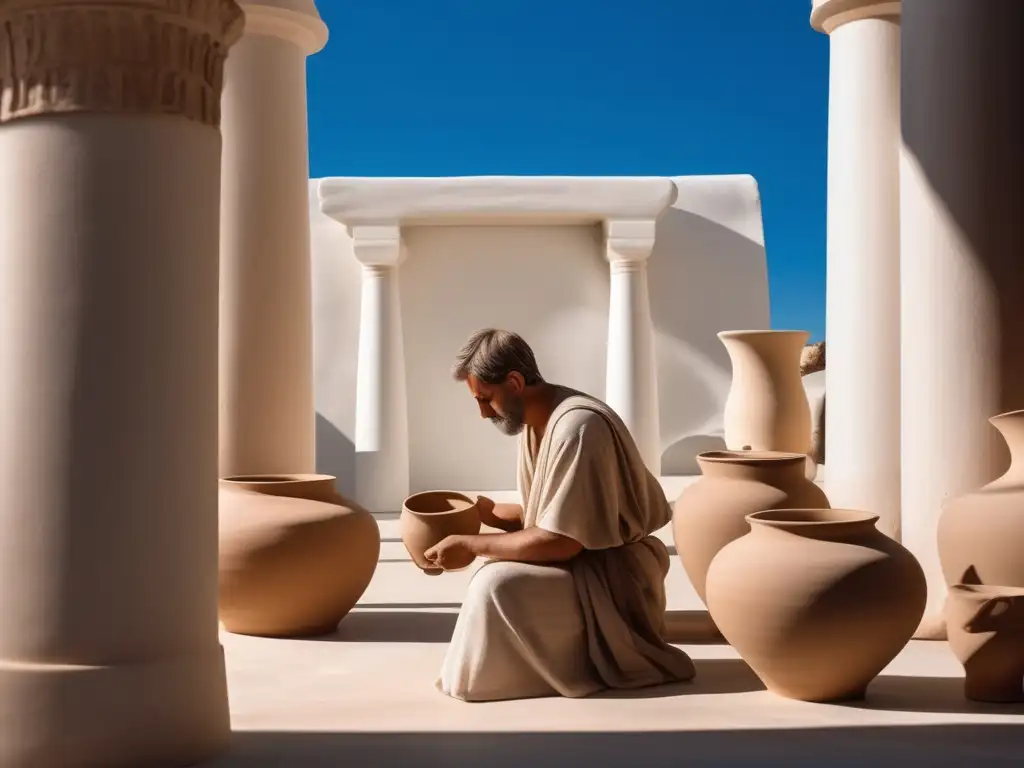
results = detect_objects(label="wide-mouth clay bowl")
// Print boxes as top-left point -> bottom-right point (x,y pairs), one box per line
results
400,490 -> 481,575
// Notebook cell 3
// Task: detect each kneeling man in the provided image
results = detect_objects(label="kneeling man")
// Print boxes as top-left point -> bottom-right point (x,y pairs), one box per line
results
425,328 -> 696,701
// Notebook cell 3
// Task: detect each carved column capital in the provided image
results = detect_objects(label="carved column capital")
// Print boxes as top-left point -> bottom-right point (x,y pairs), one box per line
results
604,219 -> 658,269
811,0 -> 900,34
350,224 -> 406,269
0,0 -> 245,126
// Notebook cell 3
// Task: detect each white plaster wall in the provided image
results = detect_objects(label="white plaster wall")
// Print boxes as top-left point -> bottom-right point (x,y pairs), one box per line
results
311,175 -> 769,497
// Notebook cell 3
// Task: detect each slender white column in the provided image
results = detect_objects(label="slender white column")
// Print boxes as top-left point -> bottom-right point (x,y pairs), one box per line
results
219,0 -> 327,477
900,0 -> 1024,639
811,0 -> 902,540
0,3 -> 242,766
351,225 -> 411,513
604,219 -> 662,475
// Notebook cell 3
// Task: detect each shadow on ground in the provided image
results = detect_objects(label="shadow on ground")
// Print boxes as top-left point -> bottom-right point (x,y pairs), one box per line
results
358,602 -> 463,610
664,610 -> 723,644
306,611 -> 460,643
212,724 -> 1024,767
590,658 -> 763,698
314,609 -> 725,646
851,674 -> 1024,716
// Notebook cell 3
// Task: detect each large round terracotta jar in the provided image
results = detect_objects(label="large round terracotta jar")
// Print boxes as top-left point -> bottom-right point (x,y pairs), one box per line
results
672,451 -> 829,604
219,474 -> 380,637
938,409 -> 1024,589
401,491 -> 481,575
706,509 -> 926,702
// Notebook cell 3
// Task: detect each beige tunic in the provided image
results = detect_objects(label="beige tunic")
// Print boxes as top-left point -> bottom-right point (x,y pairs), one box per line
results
437,388 -> 696,701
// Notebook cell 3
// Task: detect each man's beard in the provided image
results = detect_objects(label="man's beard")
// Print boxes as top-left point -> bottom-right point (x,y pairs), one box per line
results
490,398 -> 525,436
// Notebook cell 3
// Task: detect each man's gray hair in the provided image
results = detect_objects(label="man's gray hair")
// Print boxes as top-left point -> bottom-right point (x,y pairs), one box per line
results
452,328 -> 544,386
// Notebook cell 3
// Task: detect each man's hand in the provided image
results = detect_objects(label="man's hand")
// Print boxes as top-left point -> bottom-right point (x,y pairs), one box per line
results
470,527 -> 583,564
476,494 -> 497,519
424,535 -> 476,572
475,495 -> 525,532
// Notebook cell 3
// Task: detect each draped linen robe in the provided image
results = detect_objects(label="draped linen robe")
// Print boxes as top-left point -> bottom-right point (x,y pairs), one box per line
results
437,388 -> 696,701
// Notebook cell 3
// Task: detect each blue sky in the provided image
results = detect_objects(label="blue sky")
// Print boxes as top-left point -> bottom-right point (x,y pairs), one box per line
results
307,0 -> 829,342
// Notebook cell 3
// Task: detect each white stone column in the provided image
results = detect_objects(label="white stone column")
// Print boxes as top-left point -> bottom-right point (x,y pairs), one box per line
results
219,0 -> 327,477
604,219 -> 662,475
351,225 -> 411,513
900,0 -> 1024,639
0,3 -> 242,766
811,0 -> 902,540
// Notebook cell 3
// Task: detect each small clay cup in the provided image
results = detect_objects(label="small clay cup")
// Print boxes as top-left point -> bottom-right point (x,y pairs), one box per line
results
946,584 -> 1024,703
400,491 -> 481,575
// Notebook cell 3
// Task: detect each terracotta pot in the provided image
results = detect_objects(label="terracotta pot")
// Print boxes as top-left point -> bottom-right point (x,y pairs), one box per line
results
705,509 -> 926,702
672,451 -> 829,605
719,330 -> 813,475
946,584 -> 1024,703
938,410 -> 1024,589
401,491 -> 481,575
219,474 -> 380,637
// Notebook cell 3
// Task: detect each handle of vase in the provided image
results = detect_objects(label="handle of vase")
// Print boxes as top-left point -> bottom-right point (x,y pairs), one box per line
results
964,596 -> 1014,633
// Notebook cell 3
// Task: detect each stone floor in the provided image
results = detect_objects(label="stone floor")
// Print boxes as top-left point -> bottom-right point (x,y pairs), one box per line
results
211,480 -> 1024,766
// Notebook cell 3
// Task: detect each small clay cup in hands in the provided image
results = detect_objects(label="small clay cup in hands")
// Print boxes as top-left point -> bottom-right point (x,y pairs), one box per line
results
400,491 -> 481,575
947,584 -> 1024,703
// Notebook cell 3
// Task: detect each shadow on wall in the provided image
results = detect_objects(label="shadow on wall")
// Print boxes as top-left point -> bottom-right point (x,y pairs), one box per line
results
316,412 -> 355,498
651,189 -> 770,474
660,434 -> 727,476
215,724 -> 1024,767
901,1 -> 1024,472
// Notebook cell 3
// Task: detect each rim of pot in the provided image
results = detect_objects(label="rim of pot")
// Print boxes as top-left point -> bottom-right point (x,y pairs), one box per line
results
717,329 -> 810,339
403,489 -> 476,516
220,473 -> 336,484
747,508 -> 879,528
949,584 -> 1024,598
698,450 -> 807,465
989,408 -> 1024,423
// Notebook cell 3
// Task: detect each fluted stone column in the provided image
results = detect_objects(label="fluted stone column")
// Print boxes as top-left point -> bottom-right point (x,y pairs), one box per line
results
811,0 -> 902,539
351,225 -> 410,513
219,0 -> 327,477
900,0 -> 1024,639
605,219 -> 662,474
0,2 -> 242,766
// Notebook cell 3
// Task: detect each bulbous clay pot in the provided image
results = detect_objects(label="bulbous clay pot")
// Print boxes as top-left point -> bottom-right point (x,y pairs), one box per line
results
946,584 -> 1024,703
219,474 -> 380,637
672,451 -> 829,605
719,330 -> 815,478
705,509 -> 927,702
938,410 -> 1024,589
401,491 -> 481,575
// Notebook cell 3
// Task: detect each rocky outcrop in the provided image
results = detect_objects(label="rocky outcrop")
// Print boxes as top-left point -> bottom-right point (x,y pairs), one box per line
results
802,369 -> 826,466
800,341 -> 826,377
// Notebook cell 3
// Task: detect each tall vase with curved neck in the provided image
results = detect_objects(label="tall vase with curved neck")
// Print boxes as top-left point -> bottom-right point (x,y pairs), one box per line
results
938,410 -> 1024,592
986,410 -> 1024,486
719,330 -> 812,460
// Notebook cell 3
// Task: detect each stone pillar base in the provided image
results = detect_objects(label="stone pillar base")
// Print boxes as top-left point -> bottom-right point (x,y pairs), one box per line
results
0,646 -> 228,768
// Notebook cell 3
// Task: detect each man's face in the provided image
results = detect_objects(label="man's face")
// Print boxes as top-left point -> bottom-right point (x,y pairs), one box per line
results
467,374 -> 526,436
